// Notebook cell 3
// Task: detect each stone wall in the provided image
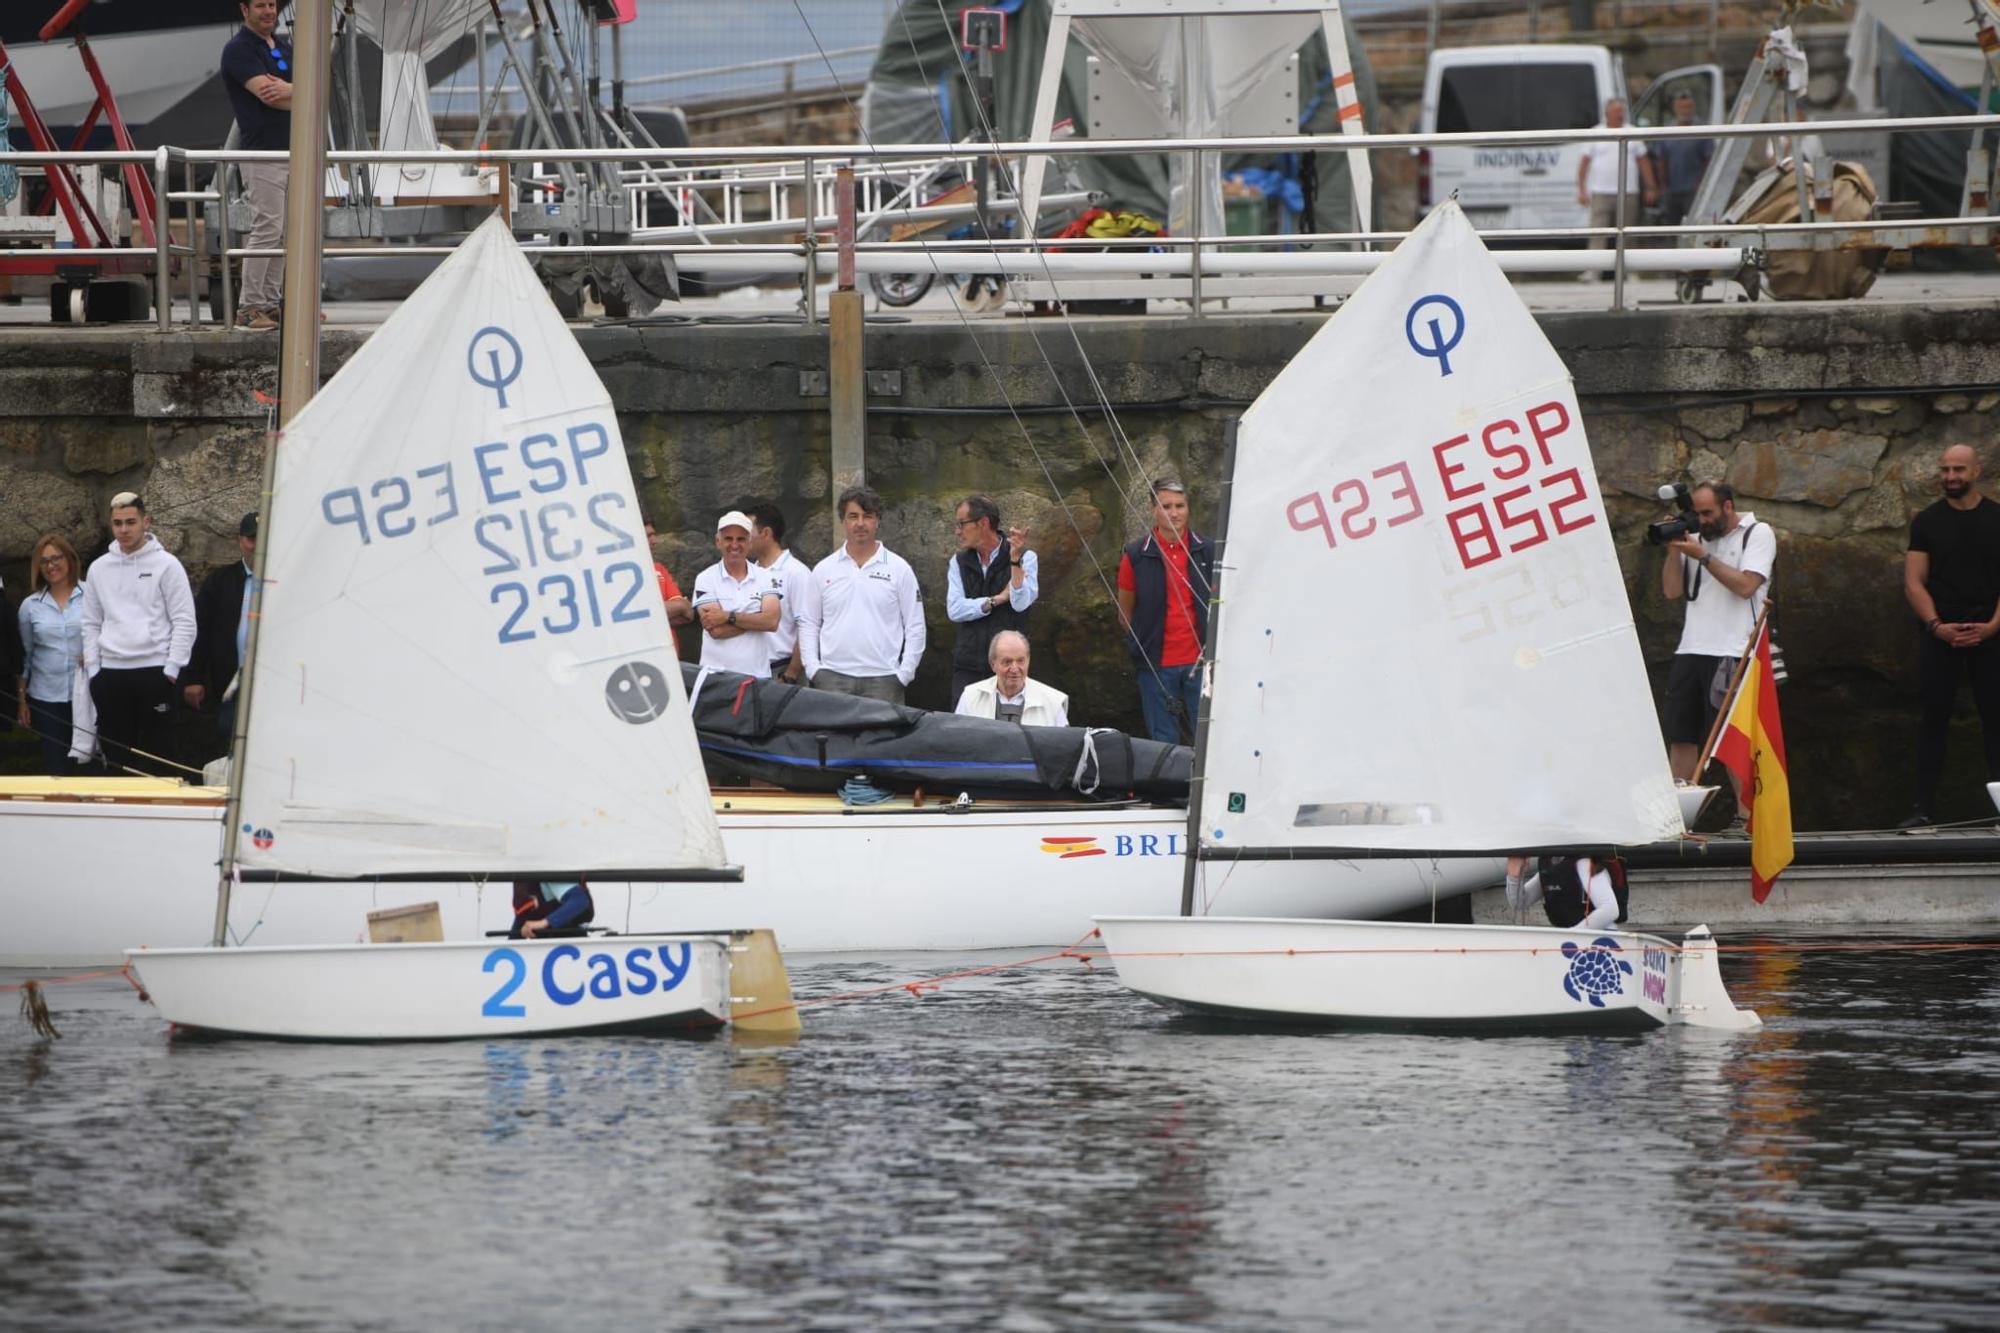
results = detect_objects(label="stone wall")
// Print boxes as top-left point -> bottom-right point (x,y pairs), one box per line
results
4,300 -> 1998,824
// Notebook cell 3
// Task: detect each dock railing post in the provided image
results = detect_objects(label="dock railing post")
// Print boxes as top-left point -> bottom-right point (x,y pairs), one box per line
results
1612,131 -> 1629,311
153,147 -> 171,331
218,160 -> 235,327
1190,147 -> 1204,317
800,154 -> 819,327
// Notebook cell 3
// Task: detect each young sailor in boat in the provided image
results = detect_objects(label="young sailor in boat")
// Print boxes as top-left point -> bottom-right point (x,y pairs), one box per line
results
1503,855 -> 1627,930
511,879 -> 596,939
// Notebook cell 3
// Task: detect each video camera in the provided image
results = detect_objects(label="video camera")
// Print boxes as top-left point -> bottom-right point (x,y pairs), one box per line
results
1645,482 -> 1698,546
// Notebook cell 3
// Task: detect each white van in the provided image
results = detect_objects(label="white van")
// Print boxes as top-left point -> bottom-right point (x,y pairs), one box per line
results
1416,45 -> 1723,235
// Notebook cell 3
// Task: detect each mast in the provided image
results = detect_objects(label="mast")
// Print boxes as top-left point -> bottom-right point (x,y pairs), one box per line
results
214,0 -> 332,946
1179,417 -> 1237,918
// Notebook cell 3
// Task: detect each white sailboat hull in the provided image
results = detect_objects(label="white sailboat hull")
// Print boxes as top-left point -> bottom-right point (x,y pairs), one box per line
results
5,24 -> 236,130
1093,916 -> 1760,1031
124,935 -> 734,1040
1860,0 -> 1994,92
3,788 -> 1499,966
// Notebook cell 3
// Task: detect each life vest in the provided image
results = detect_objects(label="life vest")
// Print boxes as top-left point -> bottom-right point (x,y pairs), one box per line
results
951,541 -> 1029,672
510,878 -> 594,928
1537,854 -> 1629,928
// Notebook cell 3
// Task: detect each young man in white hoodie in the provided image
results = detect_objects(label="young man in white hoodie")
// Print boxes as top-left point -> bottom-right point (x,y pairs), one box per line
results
82,492 -> 195,775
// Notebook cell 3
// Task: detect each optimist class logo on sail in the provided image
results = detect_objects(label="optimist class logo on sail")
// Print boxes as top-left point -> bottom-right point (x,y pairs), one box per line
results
1287,294 -> 1596,573
314,326 -> 655,646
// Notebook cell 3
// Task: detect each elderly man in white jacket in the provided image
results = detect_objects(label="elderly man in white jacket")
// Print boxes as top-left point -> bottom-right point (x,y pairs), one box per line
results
953,630 -> 1068,727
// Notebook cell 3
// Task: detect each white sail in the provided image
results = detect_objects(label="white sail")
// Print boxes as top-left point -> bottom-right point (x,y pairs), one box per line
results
235,215 -> 726,877
1198,201 -> 1682,853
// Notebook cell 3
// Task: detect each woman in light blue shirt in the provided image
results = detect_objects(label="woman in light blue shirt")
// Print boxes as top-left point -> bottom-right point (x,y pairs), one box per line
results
16,532 -> 87,775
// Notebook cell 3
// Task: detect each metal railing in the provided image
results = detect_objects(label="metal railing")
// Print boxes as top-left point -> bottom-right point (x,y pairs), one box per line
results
3,111 -> 1996,330
1354,0 -> 1755,68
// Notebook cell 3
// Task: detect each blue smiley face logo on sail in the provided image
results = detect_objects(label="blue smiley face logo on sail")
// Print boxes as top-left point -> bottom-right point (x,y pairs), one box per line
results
1405,295 -> 1465,377
605,661 -> 673,724
468,326 -> 524,408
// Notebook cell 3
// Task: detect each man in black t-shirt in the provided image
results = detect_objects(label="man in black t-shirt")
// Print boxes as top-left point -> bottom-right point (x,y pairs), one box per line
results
220,0 -> 293,330
1902,444 -> 2000,825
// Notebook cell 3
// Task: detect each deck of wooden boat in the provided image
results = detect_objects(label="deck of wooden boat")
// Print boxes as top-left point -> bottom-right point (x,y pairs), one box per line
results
0,776 -> 228,805
0,777 -> 1127,817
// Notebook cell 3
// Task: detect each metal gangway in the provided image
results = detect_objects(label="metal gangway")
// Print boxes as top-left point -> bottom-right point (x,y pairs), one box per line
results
3,110 -> 1999,329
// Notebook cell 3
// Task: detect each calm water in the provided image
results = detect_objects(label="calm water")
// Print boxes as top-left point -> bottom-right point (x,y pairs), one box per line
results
5,930 -> 1999,1331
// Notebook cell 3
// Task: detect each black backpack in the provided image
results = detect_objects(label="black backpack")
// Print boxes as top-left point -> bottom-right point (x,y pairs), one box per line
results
1538,854 -> 1631,928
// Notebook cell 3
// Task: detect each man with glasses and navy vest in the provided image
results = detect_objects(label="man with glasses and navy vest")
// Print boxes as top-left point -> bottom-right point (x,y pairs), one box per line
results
945,494 -> 1038,709
1116,479 -> 1214,745
221,0 -> 293,331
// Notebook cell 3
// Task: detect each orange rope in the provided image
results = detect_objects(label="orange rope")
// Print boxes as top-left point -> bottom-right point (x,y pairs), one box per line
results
0,963 -> 146,994
722,929 -> 1106,1024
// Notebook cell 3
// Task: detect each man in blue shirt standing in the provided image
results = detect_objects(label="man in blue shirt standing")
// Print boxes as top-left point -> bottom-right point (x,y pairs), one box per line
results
220,0 -> 293,330
1652,91 -> 1715,227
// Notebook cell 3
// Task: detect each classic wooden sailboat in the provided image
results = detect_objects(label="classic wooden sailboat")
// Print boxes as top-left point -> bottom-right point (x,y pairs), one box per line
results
125,214 -> 793,1040
1095,200 -> 1759,1032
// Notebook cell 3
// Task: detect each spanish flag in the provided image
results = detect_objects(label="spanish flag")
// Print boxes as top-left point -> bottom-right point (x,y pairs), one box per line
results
1713,623 -> 1793,901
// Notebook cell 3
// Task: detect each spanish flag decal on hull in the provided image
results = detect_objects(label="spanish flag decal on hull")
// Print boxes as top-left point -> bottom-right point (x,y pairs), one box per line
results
1040,836 -> 1105,858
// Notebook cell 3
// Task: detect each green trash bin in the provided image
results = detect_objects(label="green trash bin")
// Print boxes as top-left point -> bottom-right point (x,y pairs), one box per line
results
1224,193 -> 1266,252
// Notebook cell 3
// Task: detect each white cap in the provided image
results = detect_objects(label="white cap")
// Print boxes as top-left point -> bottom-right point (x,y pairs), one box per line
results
715,510 -> 755,534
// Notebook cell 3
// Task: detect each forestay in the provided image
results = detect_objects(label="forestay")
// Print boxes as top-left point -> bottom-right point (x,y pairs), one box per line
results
1200,201 -> 1680,854
235,215 -> 725,878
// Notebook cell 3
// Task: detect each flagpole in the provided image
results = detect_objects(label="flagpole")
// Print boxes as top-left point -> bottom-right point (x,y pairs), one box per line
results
1696,600 -> 1776,775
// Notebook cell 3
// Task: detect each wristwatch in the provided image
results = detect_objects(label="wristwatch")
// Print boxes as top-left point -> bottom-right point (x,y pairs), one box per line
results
1926,617 -> 1942,633
1699,553 -> 1714,569
726,610 -> 738,627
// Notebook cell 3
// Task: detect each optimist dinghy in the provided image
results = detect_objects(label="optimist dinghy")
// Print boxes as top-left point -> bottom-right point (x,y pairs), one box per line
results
127,217 -> 792,1041
1094,201 -> 1758,1032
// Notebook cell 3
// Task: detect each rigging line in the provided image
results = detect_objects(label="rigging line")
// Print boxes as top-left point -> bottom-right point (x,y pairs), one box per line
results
899,1 -> 1153,522
377,0 -> 449,239
910,0 -> 1219,602
914,0 -> 1209,536
9,644 -> 208,776
826,1 -> 1152,528
5,710 -> 205,780
795,1 -> 1202,696
878,2 -> 1217,657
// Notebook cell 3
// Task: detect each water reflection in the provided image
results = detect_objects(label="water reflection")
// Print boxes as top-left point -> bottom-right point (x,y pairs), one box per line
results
2,934 -> 1997,1330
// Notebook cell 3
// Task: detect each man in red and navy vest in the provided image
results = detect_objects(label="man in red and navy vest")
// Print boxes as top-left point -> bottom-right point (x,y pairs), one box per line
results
945,494 -> 1038,708
1115,479 -> 1214,745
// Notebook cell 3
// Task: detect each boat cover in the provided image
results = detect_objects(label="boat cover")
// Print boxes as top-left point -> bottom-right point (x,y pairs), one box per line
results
684,666 -> 1191,800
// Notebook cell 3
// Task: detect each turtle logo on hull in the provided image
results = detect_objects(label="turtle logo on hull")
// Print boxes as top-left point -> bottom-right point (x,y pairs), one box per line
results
1560,937 -> 1633,1007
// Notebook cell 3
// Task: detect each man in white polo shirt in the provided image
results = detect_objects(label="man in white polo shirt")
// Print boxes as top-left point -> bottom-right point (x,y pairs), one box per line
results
741,498 -> 812,684
1575,97 -> 1657,278
800,484 -> 926,704
692,510 -> 783,677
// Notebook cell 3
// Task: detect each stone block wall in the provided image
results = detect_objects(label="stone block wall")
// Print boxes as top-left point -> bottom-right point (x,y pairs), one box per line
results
4,300 -> 1997,825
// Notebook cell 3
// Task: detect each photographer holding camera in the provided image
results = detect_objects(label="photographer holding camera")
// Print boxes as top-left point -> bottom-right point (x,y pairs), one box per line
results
1656,480 -> 1775,784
